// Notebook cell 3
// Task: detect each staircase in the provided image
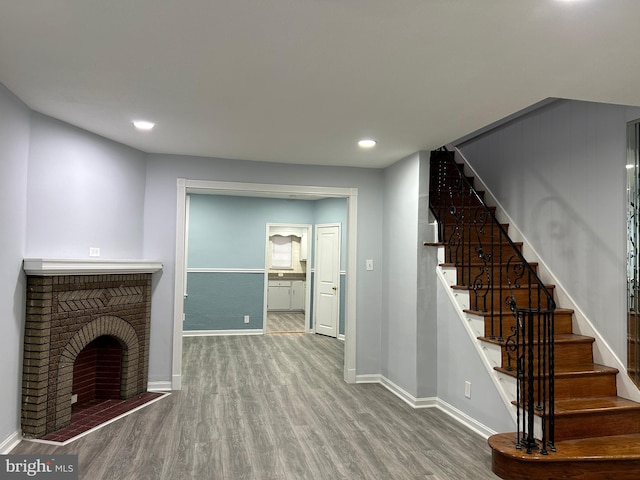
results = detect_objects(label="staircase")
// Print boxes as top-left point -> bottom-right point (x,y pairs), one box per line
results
428,149 -> 640,480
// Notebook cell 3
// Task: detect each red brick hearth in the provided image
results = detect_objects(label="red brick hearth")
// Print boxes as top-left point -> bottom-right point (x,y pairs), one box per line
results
21,259 -> 162,439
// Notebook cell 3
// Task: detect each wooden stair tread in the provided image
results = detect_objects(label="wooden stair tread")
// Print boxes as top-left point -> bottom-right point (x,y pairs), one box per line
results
495,363 -> 618,378
554,396 -> 640,415
489,432 -> 640,461
442,241 -> 521,246
465,307 -> 574,316
428,241 -> 517,247
451,283 -> 554,291
479,333 -> 594,346
441,261 -> 538,267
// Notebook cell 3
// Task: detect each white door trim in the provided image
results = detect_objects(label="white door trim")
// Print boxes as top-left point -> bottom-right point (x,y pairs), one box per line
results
173,179 -> 358,389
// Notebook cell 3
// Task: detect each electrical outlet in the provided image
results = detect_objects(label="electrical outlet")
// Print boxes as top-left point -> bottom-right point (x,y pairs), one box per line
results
464,381 -> 471,399
71,394 -> 78,404
244,315 -> 250,324
89,247 -> 100,257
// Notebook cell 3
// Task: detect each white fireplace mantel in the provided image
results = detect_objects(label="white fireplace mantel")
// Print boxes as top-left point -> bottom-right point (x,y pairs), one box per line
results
23,258 -> 163,276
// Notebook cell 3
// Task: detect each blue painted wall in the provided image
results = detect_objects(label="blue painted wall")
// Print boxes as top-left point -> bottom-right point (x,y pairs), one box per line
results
188,194 -> 315,268
314,197 -> 348,269
185,194 -> 347,332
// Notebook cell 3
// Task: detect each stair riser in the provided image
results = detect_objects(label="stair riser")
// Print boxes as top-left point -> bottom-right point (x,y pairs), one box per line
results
444,247 -> 524,265
518,374 -> 617,401
500,343 -> 593,370
469,287 -> 555,312
551,410 -> 640,440
431,195 -> 484,207
455,264 -> 537,287
441,227 -> 512,244
436,207 -> 497,224
484,313 -> 573,337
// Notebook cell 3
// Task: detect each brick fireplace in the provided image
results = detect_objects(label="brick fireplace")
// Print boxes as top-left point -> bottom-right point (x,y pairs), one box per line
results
21,259 -> 162,439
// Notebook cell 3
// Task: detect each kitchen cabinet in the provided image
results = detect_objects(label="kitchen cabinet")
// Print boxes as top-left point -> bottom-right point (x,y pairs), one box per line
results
268,281 -> 291,310
268,280 -> 306,311
291,280 -> 305,311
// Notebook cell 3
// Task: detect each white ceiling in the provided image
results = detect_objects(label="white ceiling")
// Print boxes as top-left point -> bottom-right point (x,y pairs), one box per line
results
1,0 -> 638,168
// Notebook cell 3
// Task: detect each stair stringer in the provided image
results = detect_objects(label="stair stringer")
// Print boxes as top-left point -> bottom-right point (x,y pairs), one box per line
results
449,145 -> 640,404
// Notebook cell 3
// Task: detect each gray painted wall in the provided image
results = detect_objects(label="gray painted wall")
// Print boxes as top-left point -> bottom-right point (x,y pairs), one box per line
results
458,99 -> 640,363
382,153 -> 420,394
417,152 -> 438,399
143,154 -> 384,382
26,113 -> 147,259
436,280 -> 515,433
0,84 -> 30,447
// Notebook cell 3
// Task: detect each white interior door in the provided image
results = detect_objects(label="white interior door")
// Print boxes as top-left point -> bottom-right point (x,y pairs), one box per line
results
314,223 -> 340,337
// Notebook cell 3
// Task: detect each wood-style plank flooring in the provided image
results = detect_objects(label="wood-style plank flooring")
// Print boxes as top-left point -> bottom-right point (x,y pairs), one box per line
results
11,334 -> 499,479
266,312 -> 305,333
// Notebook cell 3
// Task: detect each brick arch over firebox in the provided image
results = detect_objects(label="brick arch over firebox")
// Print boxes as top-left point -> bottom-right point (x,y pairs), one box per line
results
54,316 -> 141,431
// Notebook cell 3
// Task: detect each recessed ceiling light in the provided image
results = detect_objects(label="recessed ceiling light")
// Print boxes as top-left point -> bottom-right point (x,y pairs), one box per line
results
358,139 -> 377,149
133,120 -> 155,131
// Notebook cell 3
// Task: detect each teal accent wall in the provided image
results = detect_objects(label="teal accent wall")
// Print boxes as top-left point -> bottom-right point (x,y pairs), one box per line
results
184,272 -> 264,330
188,194 -> 315,268
314,197 -> 348,269
187,193 -> 348,332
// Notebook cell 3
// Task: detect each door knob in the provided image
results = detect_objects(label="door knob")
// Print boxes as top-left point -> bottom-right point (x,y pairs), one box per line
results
332,286 -> 337,291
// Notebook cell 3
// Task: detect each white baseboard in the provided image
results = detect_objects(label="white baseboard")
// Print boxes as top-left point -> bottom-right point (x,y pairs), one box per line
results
337,334 -> 345,341
172,374 -> 182,391
437,399 -> 497,440
356,374 -> 437,409
355,374 -> 382,383
148,381 -> 173,391
0,430 -> 22,454
355,374 -> 493,438
182,329 -> 263,337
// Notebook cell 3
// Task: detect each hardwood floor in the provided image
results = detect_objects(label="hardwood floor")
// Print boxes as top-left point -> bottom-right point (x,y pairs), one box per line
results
11,334 -> 498,479
266,311 -> 305,333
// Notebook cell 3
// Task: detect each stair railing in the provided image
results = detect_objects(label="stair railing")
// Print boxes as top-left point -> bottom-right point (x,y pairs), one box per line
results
429,148 -> 556,455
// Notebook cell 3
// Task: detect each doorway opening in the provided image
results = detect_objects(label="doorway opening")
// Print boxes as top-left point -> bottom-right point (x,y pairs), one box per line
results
265,223 -> 312,334
172,180 -> 358,389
